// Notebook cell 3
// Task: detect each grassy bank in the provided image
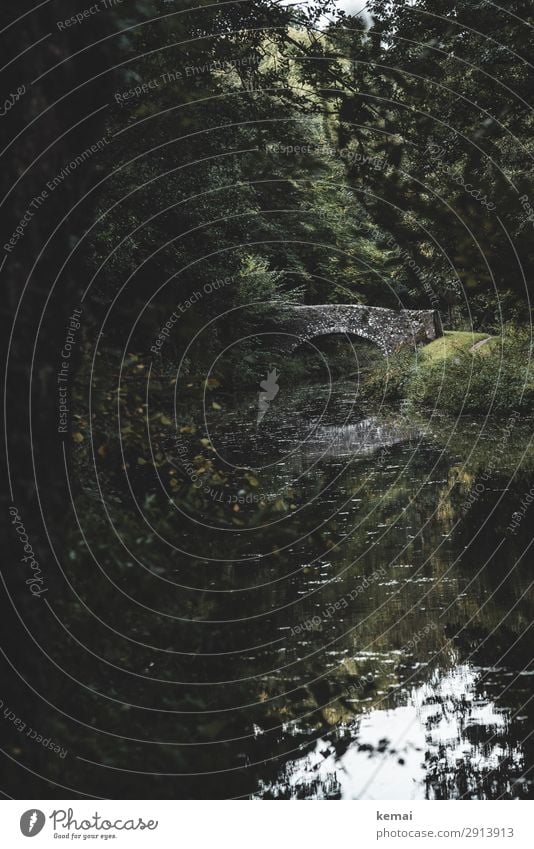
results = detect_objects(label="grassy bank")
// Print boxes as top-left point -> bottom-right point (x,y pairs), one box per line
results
362,328 -> 534,414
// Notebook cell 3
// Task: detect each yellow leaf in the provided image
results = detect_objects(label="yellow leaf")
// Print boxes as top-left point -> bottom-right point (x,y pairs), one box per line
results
72,432 -> 84,443
212,402 -> 222,411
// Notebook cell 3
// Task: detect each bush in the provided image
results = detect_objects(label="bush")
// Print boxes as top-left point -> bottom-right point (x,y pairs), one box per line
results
361,327 -> 534,414
358,348 -> 416,407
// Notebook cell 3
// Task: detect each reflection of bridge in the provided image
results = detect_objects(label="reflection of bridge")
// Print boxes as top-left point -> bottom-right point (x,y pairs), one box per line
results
264,304 -> 442,354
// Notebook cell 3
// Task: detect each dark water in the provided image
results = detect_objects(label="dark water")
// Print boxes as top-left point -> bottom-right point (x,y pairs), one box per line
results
68,381 -> 534,800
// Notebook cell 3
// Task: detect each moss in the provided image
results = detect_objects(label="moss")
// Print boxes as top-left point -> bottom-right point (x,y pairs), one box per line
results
361,327 -> 533,414
419,331 -> 492,364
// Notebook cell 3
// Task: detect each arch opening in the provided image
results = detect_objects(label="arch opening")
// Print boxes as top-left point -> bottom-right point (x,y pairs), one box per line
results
290,331 -> 384,382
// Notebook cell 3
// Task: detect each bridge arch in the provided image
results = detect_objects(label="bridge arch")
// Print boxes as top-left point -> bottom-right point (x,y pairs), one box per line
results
287,323 -> 389,354
264,304 -> 442,355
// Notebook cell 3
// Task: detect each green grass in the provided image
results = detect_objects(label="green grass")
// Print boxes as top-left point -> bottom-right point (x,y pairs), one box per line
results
361,327 -> 533,414
419,331 -> 492,364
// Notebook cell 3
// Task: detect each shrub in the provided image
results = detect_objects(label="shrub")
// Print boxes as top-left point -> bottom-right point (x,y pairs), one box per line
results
361,327 -> 534,414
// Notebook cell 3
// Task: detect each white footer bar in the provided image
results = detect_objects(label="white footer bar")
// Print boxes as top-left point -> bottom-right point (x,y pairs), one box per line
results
2,799 -> 533,848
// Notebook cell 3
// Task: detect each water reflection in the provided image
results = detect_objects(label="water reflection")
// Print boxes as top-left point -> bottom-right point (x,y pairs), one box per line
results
255,662 -> 527,800
64,381 -> 533,799
295,418 -> 421,460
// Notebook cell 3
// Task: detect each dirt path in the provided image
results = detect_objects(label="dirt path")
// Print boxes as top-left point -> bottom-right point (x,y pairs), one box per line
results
470,336 -> 492,352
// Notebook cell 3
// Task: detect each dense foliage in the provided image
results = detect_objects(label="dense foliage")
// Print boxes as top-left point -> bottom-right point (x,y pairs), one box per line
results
2,0 -> 532,802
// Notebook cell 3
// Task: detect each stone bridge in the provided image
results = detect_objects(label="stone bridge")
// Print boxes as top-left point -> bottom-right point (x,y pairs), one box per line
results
262,304 -> 442,354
